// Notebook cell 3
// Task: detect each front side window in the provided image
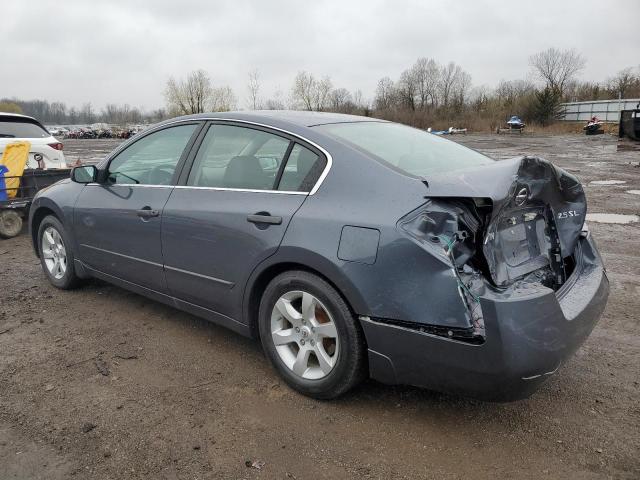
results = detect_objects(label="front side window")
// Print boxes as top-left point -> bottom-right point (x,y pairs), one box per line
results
314,121 -> 492,177
107,124 -> 198,185
187,125 -> 291,190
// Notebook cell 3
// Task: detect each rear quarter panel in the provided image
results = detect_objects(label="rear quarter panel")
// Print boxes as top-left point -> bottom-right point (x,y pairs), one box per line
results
264,139 -> 470,328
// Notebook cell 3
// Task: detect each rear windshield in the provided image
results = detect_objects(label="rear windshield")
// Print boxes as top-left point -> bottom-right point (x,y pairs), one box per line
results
0,118 -> 49,138
314,121 -> 492,176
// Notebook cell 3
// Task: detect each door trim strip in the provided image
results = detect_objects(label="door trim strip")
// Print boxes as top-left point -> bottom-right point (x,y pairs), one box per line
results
80,243 -> 164,268
164,264 -> 235,288
79,244 -> 235,287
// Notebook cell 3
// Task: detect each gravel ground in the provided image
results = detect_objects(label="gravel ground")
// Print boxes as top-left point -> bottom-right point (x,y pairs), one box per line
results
1,134 -> 639,479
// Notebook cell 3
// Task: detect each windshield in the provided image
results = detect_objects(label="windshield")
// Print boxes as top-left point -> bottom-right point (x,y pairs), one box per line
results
314,121 -> 492,176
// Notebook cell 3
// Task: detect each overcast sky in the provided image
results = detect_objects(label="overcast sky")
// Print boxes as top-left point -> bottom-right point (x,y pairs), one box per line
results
2,0 -> 638,111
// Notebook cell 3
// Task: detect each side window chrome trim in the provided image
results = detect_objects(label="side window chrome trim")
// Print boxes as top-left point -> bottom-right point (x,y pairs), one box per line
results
149,117 -> 332,195
85,182 -> 307,194
173,186 -> 308,195
86,183 -> 172,189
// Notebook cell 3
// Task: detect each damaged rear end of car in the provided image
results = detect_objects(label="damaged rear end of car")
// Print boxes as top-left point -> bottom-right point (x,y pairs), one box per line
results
361,156 -> 609,401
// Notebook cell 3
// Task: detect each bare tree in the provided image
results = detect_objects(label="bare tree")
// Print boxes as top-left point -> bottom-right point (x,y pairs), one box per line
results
264,87 -> 286,110
352,90 -> 366,109
529,48 -> 586,96
292,71 -> 316,110
67,107 -> 78,123
564,81 -> 603,101
315,76 -> 333,111
291,71 -> 333,111
328,88 -> 352,112
452,70 -> 472,107
412,57 -> 439,108
438,62 -> 462,108
102,104 -> 119,123
211,86 -> 237,112
50,102 -> 67,123
149,108 -> 168,123
247,69 -> 261,110
374,77 -> 396,110
397,68 -> 418,110
81,102 -> 95,123
468,85 -> 490,113
496,79 -> 535,103
607,67 -> 639,98
164,69 -> 213,115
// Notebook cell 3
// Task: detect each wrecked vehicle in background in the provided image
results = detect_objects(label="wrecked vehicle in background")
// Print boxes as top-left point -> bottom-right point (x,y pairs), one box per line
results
28,111 -> 609,401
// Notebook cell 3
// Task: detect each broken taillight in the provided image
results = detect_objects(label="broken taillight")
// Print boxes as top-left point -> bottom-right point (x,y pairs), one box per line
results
398,199 -> 488,338
48,142 -> 64,151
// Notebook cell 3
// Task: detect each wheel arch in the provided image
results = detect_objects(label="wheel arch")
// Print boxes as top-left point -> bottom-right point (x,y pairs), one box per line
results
242,248 -> 369,339
29,204 -> 62,257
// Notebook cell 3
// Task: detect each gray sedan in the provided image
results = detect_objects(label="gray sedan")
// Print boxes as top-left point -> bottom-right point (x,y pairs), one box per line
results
29,111 -> 609,401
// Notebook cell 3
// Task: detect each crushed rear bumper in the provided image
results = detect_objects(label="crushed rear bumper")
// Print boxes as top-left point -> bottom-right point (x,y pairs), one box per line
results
360,235 -> 609,401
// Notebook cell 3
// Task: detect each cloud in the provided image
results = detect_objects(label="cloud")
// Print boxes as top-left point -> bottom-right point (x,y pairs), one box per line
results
1,0 -> 638,111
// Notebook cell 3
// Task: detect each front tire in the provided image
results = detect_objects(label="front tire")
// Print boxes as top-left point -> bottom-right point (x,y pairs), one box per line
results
38,215 -> 81,290
258,271 -> 366,399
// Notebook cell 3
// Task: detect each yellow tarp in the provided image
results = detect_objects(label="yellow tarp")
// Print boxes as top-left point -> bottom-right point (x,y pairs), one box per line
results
0,141 -> 30,198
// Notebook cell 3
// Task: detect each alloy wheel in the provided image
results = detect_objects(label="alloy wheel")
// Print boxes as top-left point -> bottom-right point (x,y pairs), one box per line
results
270,290 -> 340,380
41,226 -> 67,280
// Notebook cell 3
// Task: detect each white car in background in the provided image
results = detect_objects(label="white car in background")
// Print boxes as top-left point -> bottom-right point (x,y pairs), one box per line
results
46,126 -> 69,137
0,113 -> 67,169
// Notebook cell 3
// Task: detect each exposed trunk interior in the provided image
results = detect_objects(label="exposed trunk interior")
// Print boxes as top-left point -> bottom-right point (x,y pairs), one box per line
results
401,156 -> 587,340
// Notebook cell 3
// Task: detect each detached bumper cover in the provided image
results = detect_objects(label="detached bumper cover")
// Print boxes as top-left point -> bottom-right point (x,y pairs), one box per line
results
360,236 -> 609,401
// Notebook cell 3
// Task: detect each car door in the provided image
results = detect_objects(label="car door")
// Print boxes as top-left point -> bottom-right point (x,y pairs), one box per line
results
73,122 -> 201,292
161,122 -> 327,320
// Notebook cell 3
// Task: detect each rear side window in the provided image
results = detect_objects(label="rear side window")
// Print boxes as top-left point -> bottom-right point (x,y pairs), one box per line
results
278,143 -> 325,192
187,125 -> 291,190
314,121 -> 492,177
0,118 -> 49,138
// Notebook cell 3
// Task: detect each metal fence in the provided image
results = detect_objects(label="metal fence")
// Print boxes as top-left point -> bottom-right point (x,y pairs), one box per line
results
560,99 -> 640,122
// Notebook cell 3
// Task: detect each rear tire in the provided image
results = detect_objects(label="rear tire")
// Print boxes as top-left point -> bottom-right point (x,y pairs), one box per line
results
258,270 -> 366,399
37,215 -> 81,290
0,210 -> 23,238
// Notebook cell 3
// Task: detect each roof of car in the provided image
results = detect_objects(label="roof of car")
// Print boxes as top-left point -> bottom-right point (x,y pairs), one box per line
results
0,112 -> 38,121
168,110 -> 386,128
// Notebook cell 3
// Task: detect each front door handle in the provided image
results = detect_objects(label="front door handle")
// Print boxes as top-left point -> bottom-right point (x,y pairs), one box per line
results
247,213 -> 282,225
137,207 -> 160,218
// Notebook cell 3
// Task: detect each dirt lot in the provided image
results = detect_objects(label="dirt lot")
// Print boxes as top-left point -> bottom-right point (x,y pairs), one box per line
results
1,134 -> 639,479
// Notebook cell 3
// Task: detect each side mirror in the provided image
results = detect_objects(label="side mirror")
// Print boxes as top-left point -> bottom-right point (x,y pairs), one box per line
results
71,165 -> 98,183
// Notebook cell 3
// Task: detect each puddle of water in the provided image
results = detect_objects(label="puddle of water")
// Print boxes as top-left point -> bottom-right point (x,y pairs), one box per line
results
589,180 -> 627,185
627,190 -> 640,195
586,213 -> 639,224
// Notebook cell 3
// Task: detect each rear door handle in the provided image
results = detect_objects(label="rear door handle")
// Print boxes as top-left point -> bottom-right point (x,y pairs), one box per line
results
137,207 -> 160,218
247,213 -> 282,225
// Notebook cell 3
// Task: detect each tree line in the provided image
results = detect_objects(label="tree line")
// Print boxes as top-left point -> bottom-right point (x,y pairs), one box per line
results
163,47 -> 640,130
0,99 -> 167,125
3,48 -> 639,130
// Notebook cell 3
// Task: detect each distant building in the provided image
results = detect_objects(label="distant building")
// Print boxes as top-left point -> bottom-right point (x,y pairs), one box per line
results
560,99 -> 640,122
